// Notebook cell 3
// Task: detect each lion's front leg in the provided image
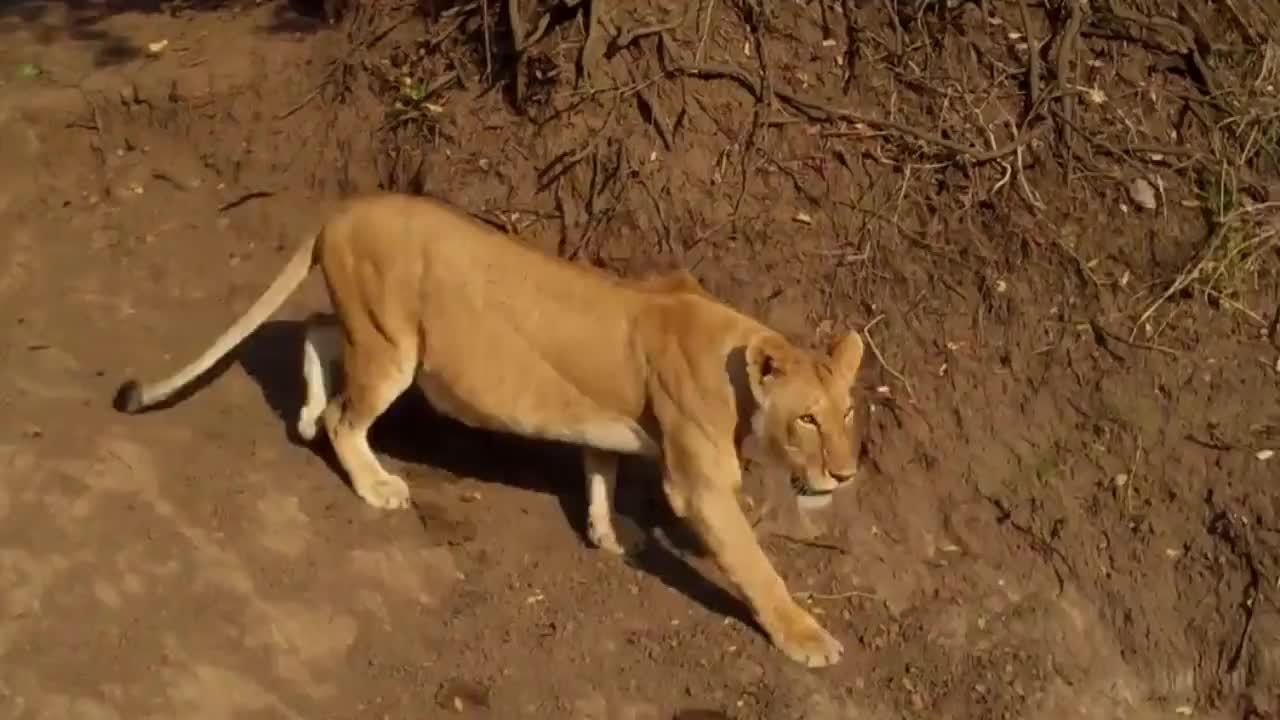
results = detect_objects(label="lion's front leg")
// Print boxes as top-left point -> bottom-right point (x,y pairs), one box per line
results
659,438 -> 844,668
681,486 -> 844,667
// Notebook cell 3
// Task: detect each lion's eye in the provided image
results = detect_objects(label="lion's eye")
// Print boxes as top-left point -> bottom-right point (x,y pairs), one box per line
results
843,406 -> 856,423
798,414 -> 818,427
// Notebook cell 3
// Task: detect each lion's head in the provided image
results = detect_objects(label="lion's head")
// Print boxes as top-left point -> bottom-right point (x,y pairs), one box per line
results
744,330 -> 865,499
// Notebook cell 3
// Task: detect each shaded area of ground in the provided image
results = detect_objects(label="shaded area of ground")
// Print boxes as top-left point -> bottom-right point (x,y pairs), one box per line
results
0,0 -> 1278,718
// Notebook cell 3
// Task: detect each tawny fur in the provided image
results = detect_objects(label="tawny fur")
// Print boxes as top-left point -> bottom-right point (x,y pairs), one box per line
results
114,192 -> 866,668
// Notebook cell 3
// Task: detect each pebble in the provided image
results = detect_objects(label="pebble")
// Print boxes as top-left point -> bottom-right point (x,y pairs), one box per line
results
1128,177 -> 1157,210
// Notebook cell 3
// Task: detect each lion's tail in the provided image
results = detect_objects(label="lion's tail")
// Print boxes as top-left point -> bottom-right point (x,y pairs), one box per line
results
113,231 -> 321,413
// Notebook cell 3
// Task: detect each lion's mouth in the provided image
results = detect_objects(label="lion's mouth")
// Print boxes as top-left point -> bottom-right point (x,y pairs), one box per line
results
791,476 -> 834,497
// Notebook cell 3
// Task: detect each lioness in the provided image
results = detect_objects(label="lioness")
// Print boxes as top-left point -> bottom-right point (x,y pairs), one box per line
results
114,193 -> 865,667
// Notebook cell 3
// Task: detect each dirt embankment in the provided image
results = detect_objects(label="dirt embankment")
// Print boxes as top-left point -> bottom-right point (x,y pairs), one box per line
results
0,0 -> 1277,718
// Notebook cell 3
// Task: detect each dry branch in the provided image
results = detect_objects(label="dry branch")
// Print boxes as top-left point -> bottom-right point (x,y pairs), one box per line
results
675,62 -> 1048,163
579,0 -> 611,89
1016,0 -> 1042,117
611,5 -> 693,52
838,0 -> 859,93
1053,0 -> 1086,173
507,0 -> 554,105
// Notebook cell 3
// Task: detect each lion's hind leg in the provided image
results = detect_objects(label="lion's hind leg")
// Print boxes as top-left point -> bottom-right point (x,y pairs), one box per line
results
321,332 -> 416,510
582,448 -> 624,554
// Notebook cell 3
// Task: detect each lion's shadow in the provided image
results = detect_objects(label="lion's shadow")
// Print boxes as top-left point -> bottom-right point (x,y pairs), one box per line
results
233,318 -> 756,631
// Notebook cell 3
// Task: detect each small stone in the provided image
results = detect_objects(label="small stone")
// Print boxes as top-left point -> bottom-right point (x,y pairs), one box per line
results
1128,177 -> 1157,210
435,679 -> 490,713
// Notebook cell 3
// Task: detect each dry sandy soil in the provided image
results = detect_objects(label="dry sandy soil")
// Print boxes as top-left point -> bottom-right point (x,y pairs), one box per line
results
1,0 -> 1278,718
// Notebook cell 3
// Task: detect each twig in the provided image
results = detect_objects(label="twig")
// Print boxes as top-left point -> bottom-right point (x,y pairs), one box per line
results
1089,318 -> 1180,358
734,0 -> 773,231
536,101 -> 620,190
507,0 -> 553,105
555,181 -> 578,258
1054,0 -> 1086,174
1048,106 -> 1211,183
1016,0 -> 1041,117
425,8 -> 473,49
558,141 -> 625,260
839,0 -> 859,93
612,5 -> 692,52
1132,221 -> 1230,339
1175,0 -> 1224,99
695,0 -> 717,64
675,61 -> 1049,163
276,60 -> 340,120
771,535 -> 850,554
635,166 -> 676,255
365,11 -> 414,48
1202,287 -> 1271,327
862,315 -> 915,402
880,0 -> 904,56
217,190 -> 276,213
1015,138 -> 1045,210
481,0 -> 492,82
794,588 -> 876,601
579,0 -> 613,90
1096,3 -> 1229,115
1221,0 -> 1261,45
506,0 -> 525,50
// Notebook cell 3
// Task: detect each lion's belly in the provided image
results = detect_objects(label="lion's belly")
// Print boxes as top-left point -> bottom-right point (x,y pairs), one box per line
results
416,366 -> 658,457
414,255 -> 655,455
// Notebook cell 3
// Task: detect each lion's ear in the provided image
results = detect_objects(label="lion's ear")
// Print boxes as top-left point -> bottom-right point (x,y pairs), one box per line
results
745,334 -> 794,402
828,330 -> 865,386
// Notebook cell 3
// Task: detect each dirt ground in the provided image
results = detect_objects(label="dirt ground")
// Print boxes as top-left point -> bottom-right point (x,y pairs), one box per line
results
1,0 -> 1278,718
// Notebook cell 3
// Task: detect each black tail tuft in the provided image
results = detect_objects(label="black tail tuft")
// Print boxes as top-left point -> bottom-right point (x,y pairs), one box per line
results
113,380 -> 145,413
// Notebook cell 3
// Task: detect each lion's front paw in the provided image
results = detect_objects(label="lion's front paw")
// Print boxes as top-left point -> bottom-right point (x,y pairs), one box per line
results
356,473 -> 412,510
770,608 -> 844,668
